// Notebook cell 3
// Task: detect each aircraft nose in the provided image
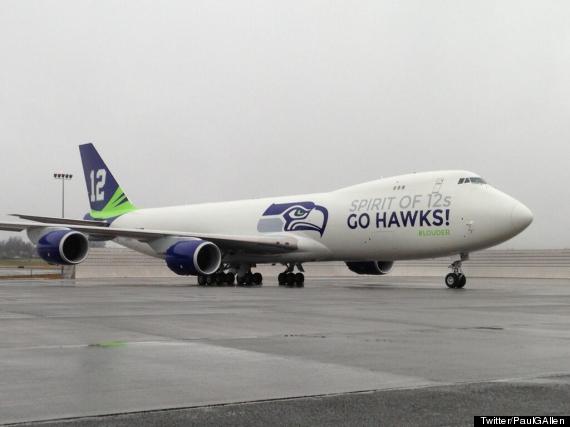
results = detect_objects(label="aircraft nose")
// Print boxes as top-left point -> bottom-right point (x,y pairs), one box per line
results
510,201 -> 533,233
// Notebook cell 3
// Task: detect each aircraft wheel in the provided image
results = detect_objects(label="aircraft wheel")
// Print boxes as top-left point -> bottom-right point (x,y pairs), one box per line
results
243,273 -> 253,287
252,272 -> 263,286
212,273 -> 221,286
225,272 -> 235,285
206,275 -> 215,286
456,274 -> 467,288
295,273 -> 304,287
445,273 -> 459,288
197,275 -> 207,286
278,273 -> 286,286
285,273 -> 295,288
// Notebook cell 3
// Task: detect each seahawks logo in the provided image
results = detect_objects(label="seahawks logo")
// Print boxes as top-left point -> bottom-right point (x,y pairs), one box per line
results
257,202 -> 328,237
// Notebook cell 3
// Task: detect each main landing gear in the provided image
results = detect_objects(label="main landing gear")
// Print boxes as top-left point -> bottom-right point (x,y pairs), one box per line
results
197,263 -> 307,288
236,272 -> 263,287
278,263 -> 305,288
445,257 -> 467,289
197,265 -> 263,287
197,272 -> 235,287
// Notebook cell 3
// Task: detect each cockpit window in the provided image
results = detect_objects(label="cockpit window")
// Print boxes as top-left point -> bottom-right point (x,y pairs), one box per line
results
470,177 -> 486,184
458,177 -> 487,184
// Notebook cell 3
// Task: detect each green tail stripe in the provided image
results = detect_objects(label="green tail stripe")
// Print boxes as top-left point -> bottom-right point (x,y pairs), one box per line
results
90,201 -> 136,219
112,194 -> 128,208
90,187 -> 137,220
108,189 -> 126,207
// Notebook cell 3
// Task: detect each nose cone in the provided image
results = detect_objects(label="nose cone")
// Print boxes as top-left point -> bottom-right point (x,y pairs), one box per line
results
510,201 -> 533,233
467,186 -> 532,248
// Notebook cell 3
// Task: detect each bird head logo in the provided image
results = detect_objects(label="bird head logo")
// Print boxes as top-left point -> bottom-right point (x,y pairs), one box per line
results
257,202 -> 328,237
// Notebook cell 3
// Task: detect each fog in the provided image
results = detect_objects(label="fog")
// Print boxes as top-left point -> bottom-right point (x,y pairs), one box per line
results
1,1 -> 569,248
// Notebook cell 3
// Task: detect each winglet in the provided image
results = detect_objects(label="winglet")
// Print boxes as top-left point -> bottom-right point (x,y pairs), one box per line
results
78,143 -> 137,220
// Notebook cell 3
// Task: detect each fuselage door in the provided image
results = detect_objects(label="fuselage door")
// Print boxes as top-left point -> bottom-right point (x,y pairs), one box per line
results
466,219 -> 474,235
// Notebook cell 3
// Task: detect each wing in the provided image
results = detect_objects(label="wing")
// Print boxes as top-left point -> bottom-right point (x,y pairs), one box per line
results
0,220 -> 298,253
10,214 -> 109,227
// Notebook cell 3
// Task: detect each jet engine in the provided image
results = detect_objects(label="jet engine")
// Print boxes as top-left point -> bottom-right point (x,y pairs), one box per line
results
345,261 -> 394,275
36,229 -> 90,265
165,239 -> 222,276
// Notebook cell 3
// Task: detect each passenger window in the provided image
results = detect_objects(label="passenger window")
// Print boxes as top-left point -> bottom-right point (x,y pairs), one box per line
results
458,178 -> 464,184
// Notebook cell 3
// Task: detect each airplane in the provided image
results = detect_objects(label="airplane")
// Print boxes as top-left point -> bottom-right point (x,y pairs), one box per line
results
0,144 -> 533,289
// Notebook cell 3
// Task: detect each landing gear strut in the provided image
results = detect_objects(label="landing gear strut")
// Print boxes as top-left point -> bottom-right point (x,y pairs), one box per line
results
233,264 -> 263,287
278,263 -> 305,288
445,256 -> 467,289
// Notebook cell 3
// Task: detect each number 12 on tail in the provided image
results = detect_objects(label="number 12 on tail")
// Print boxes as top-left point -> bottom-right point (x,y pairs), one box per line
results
89,169 -> 106,202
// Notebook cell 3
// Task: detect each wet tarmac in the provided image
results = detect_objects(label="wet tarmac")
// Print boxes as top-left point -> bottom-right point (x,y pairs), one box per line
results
1,276 -> 569,425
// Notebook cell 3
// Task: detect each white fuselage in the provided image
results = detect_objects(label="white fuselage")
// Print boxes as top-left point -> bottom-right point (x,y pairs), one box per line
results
111,170 -> 532,264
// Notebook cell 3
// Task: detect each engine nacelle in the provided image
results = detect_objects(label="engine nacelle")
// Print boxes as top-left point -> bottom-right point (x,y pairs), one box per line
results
37,229 -> 90,265
165,239 -> 222,276
345,261 -> 394,275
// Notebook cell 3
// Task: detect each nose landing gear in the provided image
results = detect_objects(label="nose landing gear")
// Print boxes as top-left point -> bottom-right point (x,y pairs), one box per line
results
445,258 -> 467,289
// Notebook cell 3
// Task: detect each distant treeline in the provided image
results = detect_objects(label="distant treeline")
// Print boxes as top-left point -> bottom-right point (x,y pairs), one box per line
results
0,237 -> 37,259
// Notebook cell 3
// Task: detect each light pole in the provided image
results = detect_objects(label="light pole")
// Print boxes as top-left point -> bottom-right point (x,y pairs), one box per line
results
53,173 -> 73,278
53,173 -> 73,218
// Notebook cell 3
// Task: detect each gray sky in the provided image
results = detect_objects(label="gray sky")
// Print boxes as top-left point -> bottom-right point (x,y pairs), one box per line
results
1,0 -> 569,249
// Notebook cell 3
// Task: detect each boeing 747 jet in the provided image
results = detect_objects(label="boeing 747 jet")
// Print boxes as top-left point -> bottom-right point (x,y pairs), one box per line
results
0,144 -> 533,288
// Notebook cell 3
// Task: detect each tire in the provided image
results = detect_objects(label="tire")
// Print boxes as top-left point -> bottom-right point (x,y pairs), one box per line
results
206,275 -> 214,286
197,275 -> 206,286
445,273 -> 458,288
244,273 -> 253,287
217,275 -> 225,286
294,273 -> 304,287
285,273 -> 295,287
456,274 -> 467,288
252,272 -> 263,285
278,273 -> 286,286
225,272 -> 235,285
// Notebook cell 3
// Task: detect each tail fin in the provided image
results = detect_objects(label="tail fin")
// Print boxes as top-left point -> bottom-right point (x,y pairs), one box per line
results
79,143 -> 137,220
